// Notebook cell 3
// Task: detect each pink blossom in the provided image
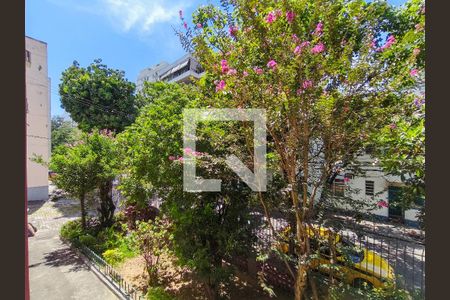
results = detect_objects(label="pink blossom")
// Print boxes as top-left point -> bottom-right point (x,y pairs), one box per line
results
220,59 -> 229,73
197,23 -> 203,28
413,48 -> 420,56
377,200 -> 389,208
296,88 -> 303,95
294,41 -> 310,55
266,10 -> 282,24
302,80 -> 313,89
265,11 -> 276,24
410,69 -> 419,77
292,34 -> 299,43
216,80 -> 226,91
314,22 -> 323,36
184,147 -> 193,154
389,123 -> 397,129
227,68 -> 237,75
169,156 -> 176,161
286,11 -> 295,24
229,25 -> 238,36
379,35 -> 396,51
311,42 -> 325,54
300,41 -> 310,48
183,22 -> 188,29
267,59 -> 277,69
177,157 -> 184,162
242,70 -> 249,77
253,67 -> 263,75
415,23 -> 423,31
344,177 -> 350,183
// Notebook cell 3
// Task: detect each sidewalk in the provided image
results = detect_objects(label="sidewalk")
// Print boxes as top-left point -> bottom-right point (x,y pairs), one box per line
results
28,195 -> 119,300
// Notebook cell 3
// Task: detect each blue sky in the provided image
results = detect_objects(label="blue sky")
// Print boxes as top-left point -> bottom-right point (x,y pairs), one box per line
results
26,0 -> 407,117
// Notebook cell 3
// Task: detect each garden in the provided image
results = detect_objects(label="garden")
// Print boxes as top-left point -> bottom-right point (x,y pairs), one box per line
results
45,0 -> 425,299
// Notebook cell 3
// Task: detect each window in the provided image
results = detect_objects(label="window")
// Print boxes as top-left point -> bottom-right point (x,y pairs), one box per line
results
365,180 -> 374,196
25,50 -> 31,63
332,178 -> 346,197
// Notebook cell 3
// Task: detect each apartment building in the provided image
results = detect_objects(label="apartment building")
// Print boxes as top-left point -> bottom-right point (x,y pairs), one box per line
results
136,54 -> 204,92
26,36 -> 51,201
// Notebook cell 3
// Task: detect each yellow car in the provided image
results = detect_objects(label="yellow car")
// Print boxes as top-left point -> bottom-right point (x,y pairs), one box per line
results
276,225 -> 395,288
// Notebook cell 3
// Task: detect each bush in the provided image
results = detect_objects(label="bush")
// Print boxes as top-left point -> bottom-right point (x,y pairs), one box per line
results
79,234 -> 97,248
146,287 -> 174,300
60,219 -> 84,244
103,248 -> 125,266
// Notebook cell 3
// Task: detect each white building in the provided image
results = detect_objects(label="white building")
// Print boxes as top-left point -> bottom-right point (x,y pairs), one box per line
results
26,36 -> 51,201
136,54 -> 204,92
331,153 -> 422,227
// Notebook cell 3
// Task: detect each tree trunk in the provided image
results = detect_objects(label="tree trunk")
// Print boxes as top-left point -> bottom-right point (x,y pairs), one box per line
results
295,262 -> 308,300
80,193 -> 87,230
98,179 -> 115,227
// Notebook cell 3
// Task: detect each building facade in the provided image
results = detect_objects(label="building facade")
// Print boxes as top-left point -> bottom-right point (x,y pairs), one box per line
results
331,153 -> 422,226
136,54 -> 204,92
26,36 -> 51,201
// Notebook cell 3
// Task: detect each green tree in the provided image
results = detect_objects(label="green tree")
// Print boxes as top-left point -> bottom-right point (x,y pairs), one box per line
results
118,82 -> 256,298
59,59 -> 137,226
50,131 -> 120,229
50,139 -> 99,229
59,59 -> 137,133
51,116 -> 81,151
86,130 -> 121,227
176,0 -> 424,298
370,0 -> 425,228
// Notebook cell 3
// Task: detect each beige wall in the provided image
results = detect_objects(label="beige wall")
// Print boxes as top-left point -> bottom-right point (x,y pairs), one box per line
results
26,36 -> 50,201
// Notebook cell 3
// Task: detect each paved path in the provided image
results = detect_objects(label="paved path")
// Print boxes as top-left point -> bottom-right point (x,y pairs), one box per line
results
28,195 -> 119,300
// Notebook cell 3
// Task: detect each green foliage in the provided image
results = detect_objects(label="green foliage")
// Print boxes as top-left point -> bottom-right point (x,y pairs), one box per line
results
60,219 -> 84,244
131,218 -> 173,286
329,282 -> 412,300
102,248 -> 126,266
50,130 -> 120,228
146,287 -> 175,300
60,218 -> 138,264
59,59 -> 137,133
175,0 -> 425,297
118,82 -> 257,295
51,116 -> 81,151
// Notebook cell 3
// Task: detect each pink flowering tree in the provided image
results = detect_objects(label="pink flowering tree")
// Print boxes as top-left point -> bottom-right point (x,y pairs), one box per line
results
176,0 -> 423,298
370,0 -> 425,229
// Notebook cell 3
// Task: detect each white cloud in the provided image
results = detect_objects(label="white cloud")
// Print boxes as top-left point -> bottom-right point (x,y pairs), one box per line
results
102,0 -> 184,33
48,0 -> 189,34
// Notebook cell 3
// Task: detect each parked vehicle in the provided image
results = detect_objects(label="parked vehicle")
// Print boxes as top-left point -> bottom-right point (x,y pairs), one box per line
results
276,225 -> 395,288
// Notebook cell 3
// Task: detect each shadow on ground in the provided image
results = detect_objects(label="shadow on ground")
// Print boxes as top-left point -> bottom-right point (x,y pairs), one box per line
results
42,247 -> 89,272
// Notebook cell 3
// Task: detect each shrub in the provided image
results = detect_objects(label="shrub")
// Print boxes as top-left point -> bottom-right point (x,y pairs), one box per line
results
60,219 -> 84,244
102,248 -> 125,266
79,234 -> 97,248
146,287 -> 174,300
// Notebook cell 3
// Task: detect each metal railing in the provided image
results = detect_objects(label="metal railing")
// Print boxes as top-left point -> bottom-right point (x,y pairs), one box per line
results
79,245 -> 145,300
253,216 -> 425,298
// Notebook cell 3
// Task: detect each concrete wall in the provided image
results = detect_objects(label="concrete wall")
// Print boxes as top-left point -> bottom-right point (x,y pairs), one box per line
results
26,36 -> 50,201
343,154 -> 420,224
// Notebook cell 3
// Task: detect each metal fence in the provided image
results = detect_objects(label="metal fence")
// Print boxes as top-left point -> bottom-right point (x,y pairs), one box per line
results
252,215 -> 425,298
79,245 -> 145,300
